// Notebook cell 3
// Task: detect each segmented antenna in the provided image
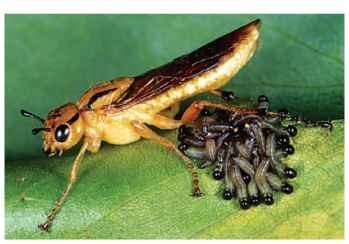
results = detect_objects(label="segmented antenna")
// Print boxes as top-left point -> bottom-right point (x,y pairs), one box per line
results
20,109 -> 45,123
32,128 -> 50,135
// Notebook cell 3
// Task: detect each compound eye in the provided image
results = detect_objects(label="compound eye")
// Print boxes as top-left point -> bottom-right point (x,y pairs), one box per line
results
55,124 -> 70,142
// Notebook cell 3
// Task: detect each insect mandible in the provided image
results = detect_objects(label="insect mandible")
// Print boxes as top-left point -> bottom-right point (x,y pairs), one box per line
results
21,19 -> 261,231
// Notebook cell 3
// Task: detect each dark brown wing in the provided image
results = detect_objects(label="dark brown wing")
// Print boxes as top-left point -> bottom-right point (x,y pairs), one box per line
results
111,19 -> 261,110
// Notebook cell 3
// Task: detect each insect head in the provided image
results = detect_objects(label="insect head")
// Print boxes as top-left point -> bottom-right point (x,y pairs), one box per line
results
20,103 -> 85,157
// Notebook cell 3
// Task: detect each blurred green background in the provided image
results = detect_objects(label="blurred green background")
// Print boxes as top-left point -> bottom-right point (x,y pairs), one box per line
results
5,14 -> 344,160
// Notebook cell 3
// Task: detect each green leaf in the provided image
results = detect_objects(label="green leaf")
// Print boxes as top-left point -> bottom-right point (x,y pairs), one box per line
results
5,121 -> 344,239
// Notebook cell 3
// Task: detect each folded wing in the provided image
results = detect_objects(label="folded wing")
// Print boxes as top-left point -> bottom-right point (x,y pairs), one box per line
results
111,19 -> 261,111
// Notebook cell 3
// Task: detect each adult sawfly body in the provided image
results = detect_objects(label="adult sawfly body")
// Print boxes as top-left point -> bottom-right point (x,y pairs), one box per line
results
21,19 -> 261,231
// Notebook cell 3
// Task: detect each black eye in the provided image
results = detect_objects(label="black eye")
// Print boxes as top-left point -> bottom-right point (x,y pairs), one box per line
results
55,124 -> 70,142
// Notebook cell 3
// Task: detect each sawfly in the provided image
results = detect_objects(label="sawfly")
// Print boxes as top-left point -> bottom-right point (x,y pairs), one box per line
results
21,19 -> 261,231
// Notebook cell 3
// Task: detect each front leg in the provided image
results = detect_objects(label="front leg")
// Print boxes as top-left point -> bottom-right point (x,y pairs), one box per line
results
132,121 -> 203,197
38,141 -> 89,231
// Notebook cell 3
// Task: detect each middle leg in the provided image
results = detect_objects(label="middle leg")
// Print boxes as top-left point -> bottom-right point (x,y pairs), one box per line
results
210,89 -> 237,101
132,121 -> 203,197
146,113 -> 182,130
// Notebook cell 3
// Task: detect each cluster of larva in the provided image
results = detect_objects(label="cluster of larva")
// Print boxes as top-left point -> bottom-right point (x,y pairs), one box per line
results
177,95 -> 331,209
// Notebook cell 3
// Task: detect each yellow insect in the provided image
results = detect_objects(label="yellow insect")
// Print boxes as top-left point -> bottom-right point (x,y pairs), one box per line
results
21,19 -> 261,231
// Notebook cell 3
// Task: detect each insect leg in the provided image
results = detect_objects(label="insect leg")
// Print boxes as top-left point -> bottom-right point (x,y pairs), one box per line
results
38,141 -> 89,231
147,114 -> 182,130
159,103 -> 180,119
132,121 -> 203,197
181,100 -> 259,124
210,89 -> 237,101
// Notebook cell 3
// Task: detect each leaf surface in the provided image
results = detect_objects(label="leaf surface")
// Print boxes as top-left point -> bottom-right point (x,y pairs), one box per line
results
5,121 -> 344,239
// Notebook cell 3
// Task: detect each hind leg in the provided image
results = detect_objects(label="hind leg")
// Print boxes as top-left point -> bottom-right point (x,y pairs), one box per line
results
181,100 -> 260,124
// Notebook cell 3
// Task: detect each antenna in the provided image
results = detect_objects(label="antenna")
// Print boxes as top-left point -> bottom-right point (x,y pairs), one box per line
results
32,128 -> 50,135
20,109 -> 45,123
